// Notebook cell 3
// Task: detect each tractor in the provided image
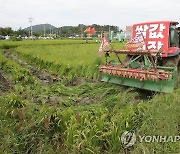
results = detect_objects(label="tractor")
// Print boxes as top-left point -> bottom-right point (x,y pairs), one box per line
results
99,21 -> 180,92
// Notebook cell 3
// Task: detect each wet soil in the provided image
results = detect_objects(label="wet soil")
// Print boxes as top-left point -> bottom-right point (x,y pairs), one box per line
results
0,71 -> 13,93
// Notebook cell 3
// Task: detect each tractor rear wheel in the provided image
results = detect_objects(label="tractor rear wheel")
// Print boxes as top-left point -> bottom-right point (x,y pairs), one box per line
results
177,58 -> 180,80
162,55 -> 180,80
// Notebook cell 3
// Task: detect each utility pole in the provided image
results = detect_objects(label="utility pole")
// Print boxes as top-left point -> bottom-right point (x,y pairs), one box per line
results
29,28 -> 30,38
80,24 -> 83,38
28,17 -> 34,40
44,24 -> 46,39
50,25 -> 51,38
109,26 -> 111,38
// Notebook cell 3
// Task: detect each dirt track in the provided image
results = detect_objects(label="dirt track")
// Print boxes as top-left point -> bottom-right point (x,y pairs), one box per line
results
0,71 -> 12,93
4,50 -> 59,85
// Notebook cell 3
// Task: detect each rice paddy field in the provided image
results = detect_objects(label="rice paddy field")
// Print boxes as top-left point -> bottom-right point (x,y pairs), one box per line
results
0,39 -> 179,154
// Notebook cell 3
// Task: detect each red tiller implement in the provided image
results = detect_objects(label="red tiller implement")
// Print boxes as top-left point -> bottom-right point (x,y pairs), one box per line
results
100,66 -> 171,81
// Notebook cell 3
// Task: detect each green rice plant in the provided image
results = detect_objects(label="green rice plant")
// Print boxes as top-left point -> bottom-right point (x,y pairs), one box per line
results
5,93 -> 27,108
0,39 -> 90,49
0,52 -> 37,85
132,91 -> 180,154
13,41 -> 125,81
0,40 -> 179,154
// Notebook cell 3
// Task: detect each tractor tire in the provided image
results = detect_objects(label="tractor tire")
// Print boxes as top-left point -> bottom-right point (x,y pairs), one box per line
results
162,55 -> 180,80
123,55 -> 132,67
177,56 -> 180,80
124,55 -> 132,62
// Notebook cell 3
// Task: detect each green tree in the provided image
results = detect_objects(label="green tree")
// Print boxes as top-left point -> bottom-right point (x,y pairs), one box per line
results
14,27 -> 28,37
0,27 -> 14,36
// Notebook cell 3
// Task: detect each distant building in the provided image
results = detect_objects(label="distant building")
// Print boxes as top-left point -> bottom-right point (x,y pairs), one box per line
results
5,35 -> 10,40
124,26 -> 133,39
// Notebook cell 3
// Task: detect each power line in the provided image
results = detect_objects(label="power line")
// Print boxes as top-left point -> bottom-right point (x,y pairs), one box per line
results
0,8 -> 26,20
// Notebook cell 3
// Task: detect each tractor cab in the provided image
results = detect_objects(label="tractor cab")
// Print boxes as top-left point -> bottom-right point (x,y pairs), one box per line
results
169,23 -> 180,48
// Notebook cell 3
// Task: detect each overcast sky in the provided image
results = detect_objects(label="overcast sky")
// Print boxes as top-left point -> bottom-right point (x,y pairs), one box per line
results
0,0 -> 179,30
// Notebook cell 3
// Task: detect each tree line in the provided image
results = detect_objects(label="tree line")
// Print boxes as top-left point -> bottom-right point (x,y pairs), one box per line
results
57,24 -> 120,37
0,24 -> 121,38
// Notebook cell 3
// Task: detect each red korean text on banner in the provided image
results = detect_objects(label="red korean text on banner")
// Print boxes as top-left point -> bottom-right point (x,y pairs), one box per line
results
126,33 -> 145,51
98,37 -> 110,56
132,22 -> 169,53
